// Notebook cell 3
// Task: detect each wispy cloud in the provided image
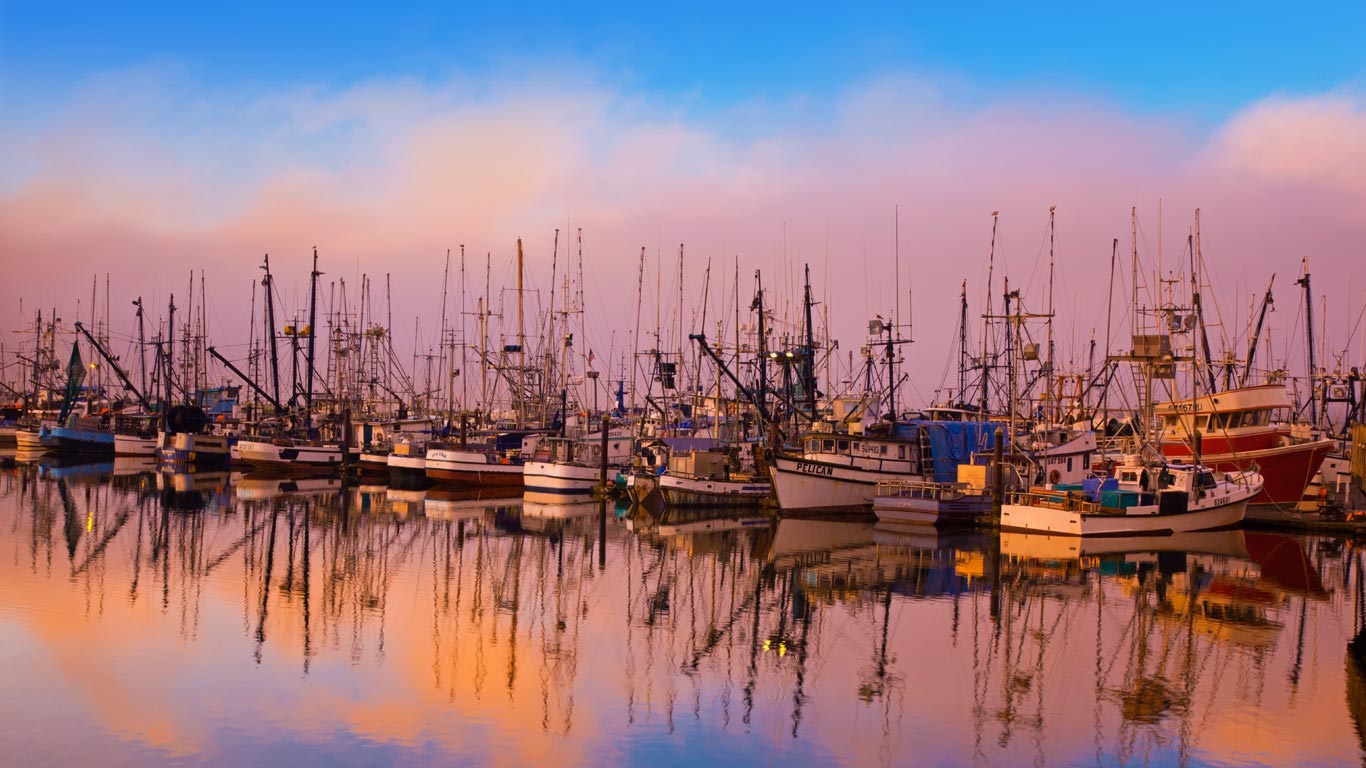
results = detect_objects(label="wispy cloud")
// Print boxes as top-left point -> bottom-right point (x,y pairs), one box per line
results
3,66 -> 1364,394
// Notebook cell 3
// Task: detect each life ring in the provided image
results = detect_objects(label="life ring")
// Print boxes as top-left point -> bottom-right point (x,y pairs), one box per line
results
1048,469 -> 1061,485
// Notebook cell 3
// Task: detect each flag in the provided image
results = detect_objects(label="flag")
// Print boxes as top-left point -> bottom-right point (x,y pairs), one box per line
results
587,349 -> 596,367
58,342 -> 87,421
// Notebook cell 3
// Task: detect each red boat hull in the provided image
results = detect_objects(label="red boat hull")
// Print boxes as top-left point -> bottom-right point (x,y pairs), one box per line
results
1159,438 -> 1333,506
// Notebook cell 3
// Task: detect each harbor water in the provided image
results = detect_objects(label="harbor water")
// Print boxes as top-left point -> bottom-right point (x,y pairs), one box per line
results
2,456 -> 1364,767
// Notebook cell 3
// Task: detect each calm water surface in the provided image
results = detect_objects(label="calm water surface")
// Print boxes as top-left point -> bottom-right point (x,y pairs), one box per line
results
2,455 -> 1365,767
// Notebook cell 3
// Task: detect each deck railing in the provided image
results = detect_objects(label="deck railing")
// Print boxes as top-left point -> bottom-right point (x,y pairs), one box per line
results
1005,490 -> 1101,514
875,479 -> 969,500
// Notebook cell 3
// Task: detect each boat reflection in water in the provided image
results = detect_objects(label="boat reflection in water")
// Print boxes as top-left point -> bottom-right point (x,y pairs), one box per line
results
0,460 -> 1362,767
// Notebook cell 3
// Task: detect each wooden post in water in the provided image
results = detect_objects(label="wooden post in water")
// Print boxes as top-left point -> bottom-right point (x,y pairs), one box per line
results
340,407 -> 353,478
599,413 -> 611,493
597,498 -> 607,571
459,411 -> 468,449
991,427 -> 1004,519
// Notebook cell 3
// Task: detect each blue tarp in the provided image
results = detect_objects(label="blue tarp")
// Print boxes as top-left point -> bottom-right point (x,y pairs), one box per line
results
894,420 -> 998,483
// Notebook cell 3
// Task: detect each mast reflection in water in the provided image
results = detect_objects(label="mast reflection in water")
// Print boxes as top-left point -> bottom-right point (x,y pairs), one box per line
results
1,456 -> 1364,766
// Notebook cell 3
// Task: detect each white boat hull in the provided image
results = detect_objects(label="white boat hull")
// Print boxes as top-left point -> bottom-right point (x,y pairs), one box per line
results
659,473 -> 770,507
158,432 -> 232,464
114,434 -> 158,456
523,461 -> 610,495
426,448 -> 525,487
770,453 -> 904,511
1001,492 -> 1251,537
236,439 -> 356,474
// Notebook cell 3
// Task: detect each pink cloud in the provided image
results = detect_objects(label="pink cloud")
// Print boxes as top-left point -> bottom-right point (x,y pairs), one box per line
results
2,70 -> 1364,402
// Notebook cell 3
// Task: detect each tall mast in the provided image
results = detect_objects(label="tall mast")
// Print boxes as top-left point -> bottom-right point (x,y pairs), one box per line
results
631,247 -> 645,415
262,255 -> 282,412
1190,219 -> 1217,394
1101,239 -> 1118,419
1046,205 -> 1056,424
755,270 -> 768,424
440,248 -> 451,423
981,212 -> 998,416
304,248 -> 321,431
134,297 -> 147,404
804,263 -> 818,416
1297,258 -> 1316,423
166,294 -> 177,408
516,238 -> 526,428
958,280 -> 968,405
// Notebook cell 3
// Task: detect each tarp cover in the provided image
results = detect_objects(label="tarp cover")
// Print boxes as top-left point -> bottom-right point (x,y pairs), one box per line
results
895,421 -> 998,483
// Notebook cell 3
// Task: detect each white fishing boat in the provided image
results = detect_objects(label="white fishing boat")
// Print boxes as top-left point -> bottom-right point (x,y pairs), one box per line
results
657,448 -> 770,507
872,479 -> 993,526
523,433 -> 633,495
235,438 -> 357,475
387,436 -> 434,488
769,432 -> 918,511
114,432 -> 158,456
999,459 -> 1262,536
425,431 -> 546,487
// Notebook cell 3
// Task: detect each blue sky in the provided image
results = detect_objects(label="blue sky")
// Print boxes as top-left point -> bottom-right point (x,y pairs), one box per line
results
4,2 -> 1363,121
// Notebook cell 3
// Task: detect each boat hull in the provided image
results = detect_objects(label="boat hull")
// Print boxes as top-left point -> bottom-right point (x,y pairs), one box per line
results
47,426 -> 115,456
659,474 -> 770,507
425,449 -> 525,488
114,434 -> 158,456
388,454 -> 434,489
236,440 -> 356,475
523,461 -> 609,495
1001,492 -> 1251,537
157,432 -> 233,465
1161,438 -> 1333,507
770,453 -> 903,511
873,487 -> 992,526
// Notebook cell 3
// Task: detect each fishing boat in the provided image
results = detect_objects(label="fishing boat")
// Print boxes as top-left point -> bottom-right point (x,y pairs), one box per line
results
999,458 -> 1262,536
45,414 -> 116,456
235,437 -> 357,475
113,413 -> 159,456
523,432 -> 634,495
0,408 -> 19,447
872,478 -> 995,527
157,404 -> 234,466
658,446 -> 770,507
1155,384 -> 1334,513
387,436 -> 435,489
425,431 -> 546,487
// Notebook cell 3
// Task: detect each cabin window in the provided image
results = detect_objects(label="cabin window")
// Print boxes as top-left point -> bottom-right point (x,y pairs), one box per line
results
838,440 -> 850,452
1163,415 -> 1179,428
880,445 -> 888,455
1067,457 -> 1073,472
1228,413 -> 1244,428
823,439 -> 835,452
898,446 -> 906,459
807,439 -> 818,452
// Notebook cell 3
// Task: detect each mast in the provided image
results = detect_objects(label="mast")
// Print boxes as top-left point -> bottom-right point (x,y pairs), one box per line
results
958,280 -> 968,405
1100,238 -> 1118,419
755,270 -> 768,424
305,248 -> 321,431
134,297 -> 148,403
516,238 -> 526,429
262,255 -> 282,412
1241,276 -> 1275,389
1046,206 -> 1056,424
803,263 -> 818,417
980,212 -> 998,417
1190,225 -> 1217,394
1297,258 -> 1316,423
631,247 -> 645,415
440,247 -> 451,423
166,294 -> 177,408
